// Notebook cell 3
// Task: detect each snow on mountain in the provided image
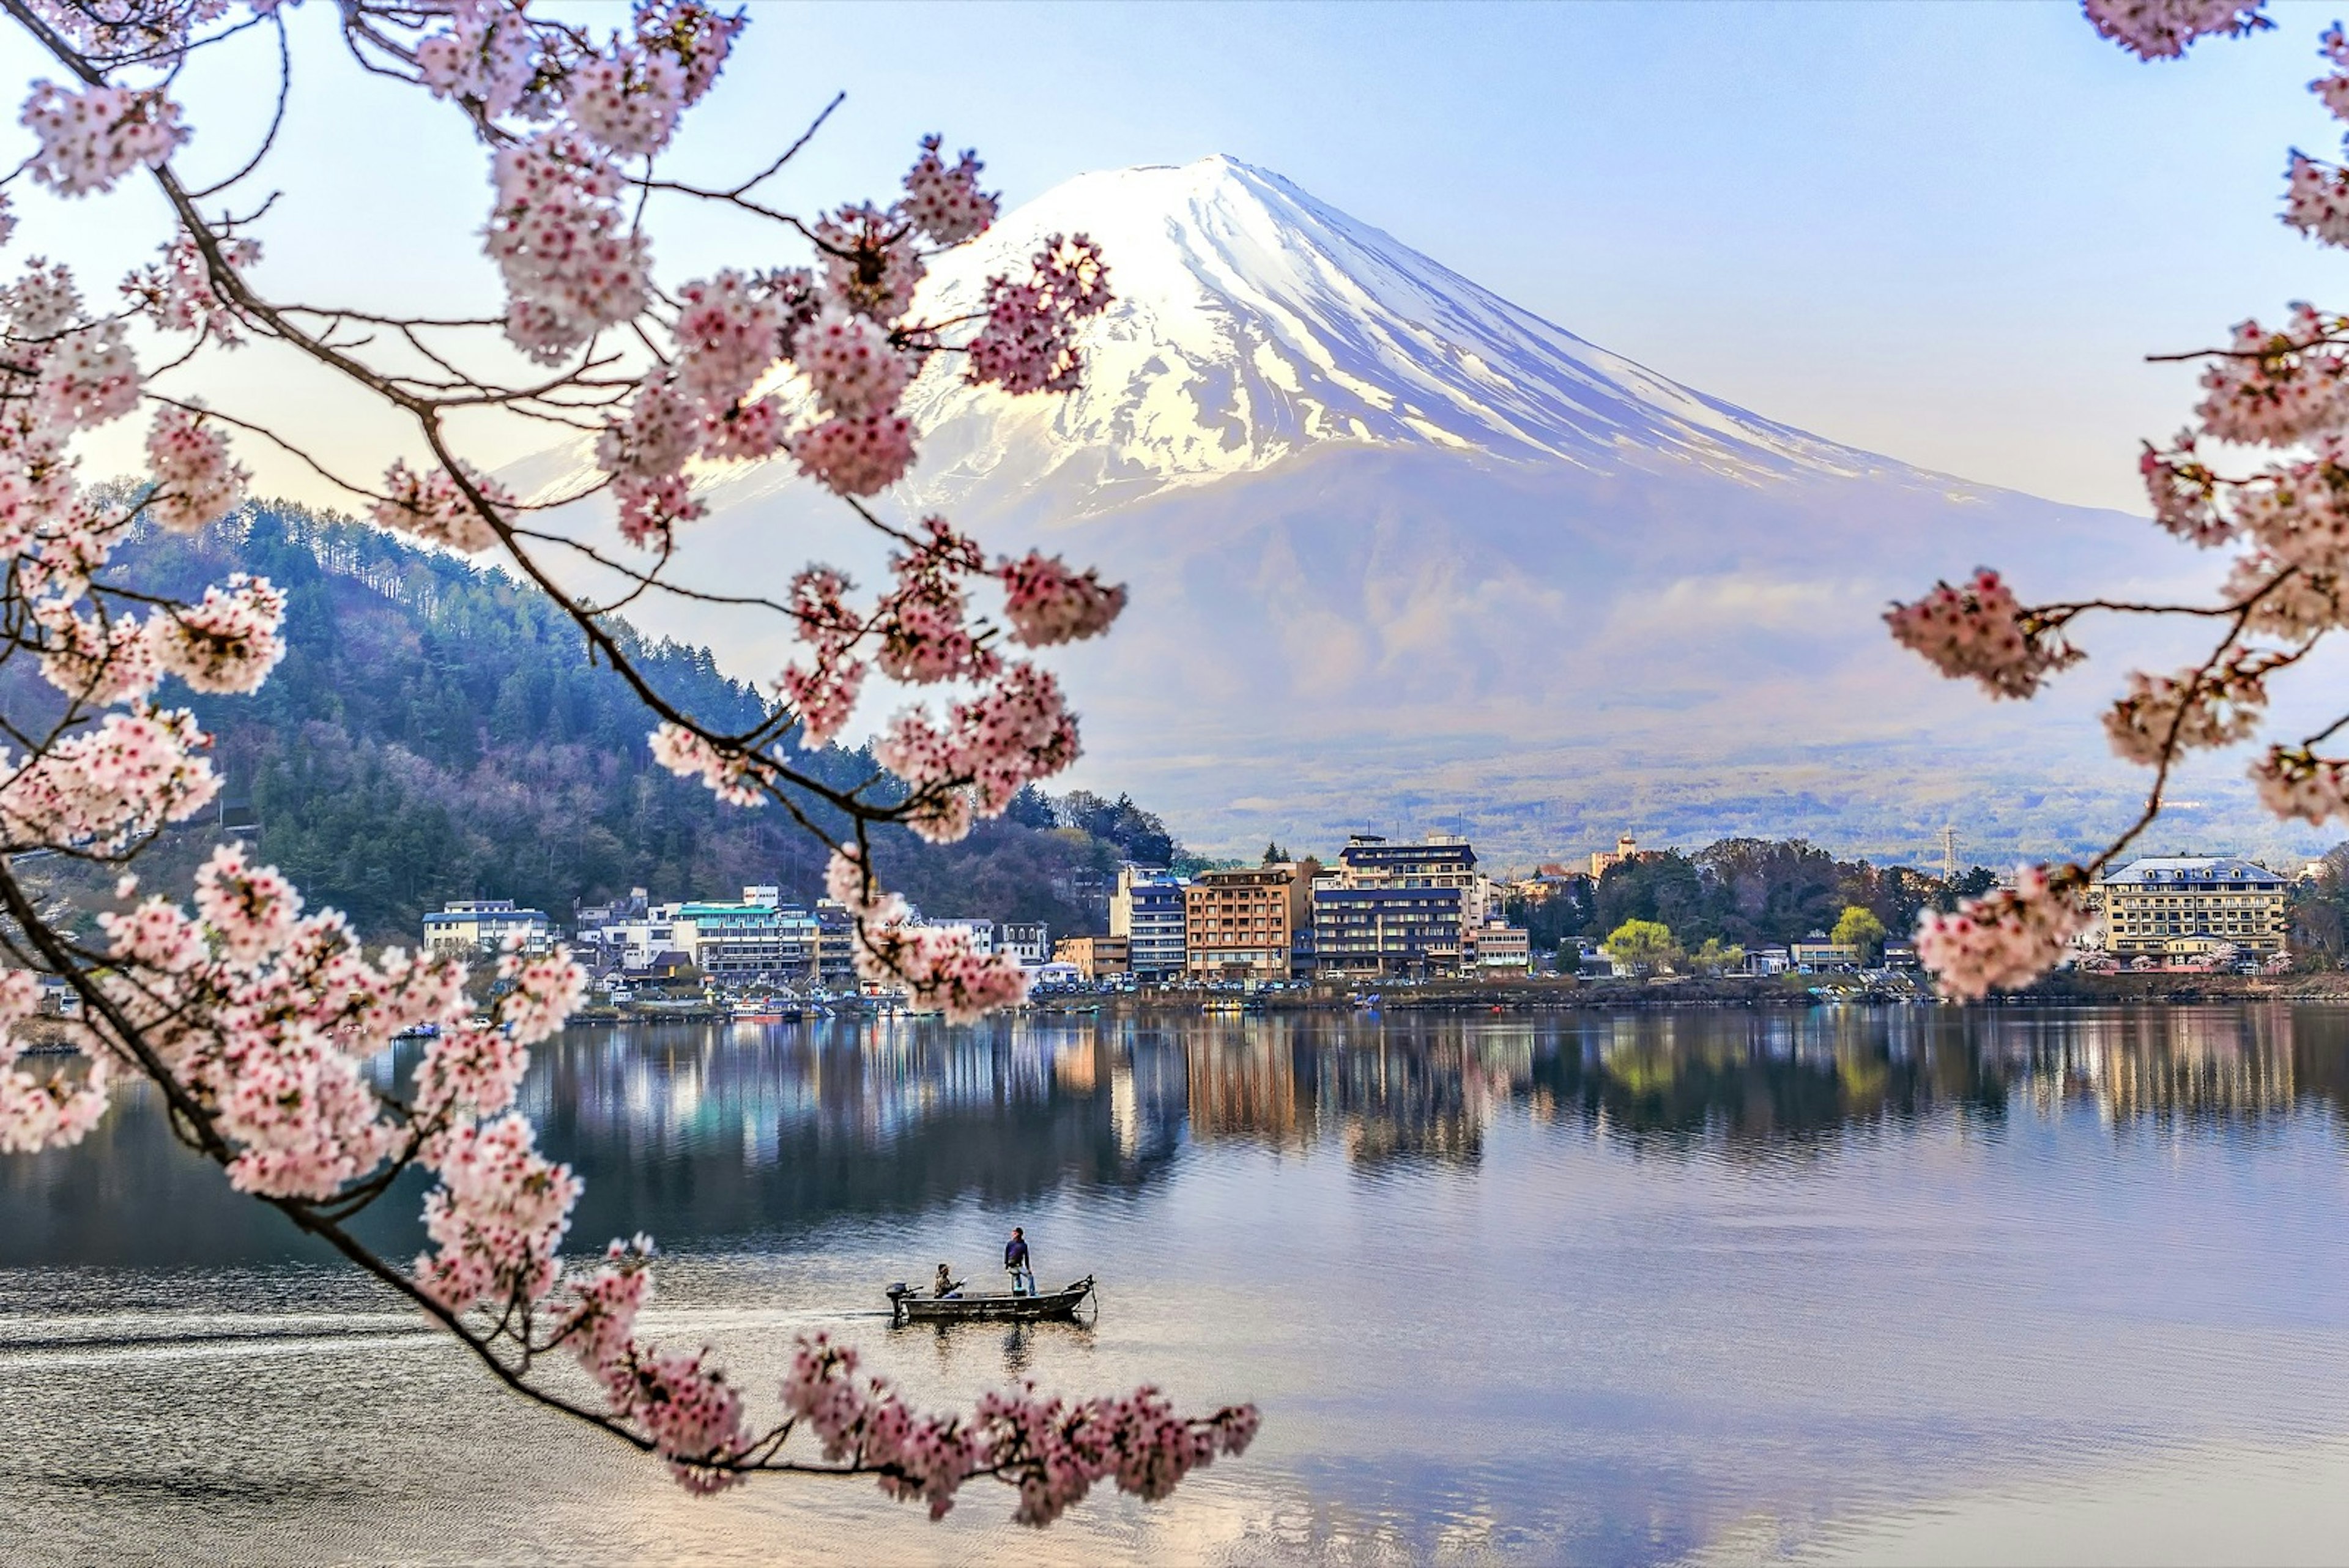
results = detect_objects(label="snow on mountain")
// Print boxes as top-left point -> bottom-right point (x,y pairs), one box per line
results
885,155 -> 1899,516
512,157 -> 2320,868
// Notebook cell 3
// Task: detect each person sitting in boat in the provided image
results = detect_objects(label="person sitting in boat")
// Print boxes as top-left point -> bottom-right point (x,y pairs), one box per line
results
1004,1227 -> 1036,1296
932,1263 -> 964,1299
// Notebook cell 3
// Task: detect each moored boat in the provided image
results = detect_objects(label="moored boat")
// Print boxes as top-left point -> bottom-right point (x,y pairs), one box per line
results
886,1276 -> 1095,1325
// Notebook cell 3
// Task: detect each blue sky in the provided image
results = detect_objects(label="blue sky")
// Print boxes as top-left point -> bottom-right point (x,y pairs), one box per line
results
7,1 -> 2347,511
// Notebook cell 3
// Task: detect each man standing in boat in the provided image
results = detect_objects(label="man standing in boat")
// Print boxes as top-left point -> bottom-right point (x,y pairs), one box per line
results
1004,1227 -> 1036,1296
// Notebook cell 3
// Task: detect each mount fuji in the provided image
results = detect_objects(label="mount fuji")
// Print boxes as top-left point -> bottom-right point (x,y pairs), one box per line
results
512,156 -> 2318,868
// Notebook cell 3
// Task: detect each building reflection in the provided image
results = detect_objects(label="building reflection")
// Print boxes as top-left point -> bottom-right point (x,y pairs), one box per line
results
14,1004 -> 2349,1269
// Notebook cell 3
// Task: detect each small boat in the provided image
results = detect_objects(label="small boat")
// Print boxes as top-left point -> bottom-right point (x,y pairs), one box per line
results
886,1276 -> 1096,1325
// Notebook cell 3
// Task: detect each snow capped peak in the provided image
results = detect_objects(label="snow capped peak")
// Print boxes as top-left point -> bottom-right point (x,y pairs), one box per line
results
892,155 -> 1896,515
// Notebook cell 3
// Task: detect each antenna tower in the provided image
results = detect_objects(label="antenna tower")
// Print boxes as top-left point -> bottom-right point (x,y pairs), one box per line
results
1939,824 -> 1958,885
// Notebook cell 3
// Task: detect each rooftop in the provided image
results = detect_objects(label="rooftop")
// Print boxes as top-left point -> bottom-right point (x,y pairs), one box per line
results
2101,857 -> 2282,886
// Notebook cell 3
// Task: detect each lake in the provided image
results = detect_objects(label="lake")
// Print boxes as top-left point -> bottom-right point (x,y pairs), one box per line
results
10,1005 -> 2349,1566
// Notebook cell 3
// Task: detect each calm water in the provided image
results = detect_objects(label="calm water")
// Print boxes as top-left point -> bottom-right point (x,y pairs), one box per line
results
10,1006 -> 2349,1565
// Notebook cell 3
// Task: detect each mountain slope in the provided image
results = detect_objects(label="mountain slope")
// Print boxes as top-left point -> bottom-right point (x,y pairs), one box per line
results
18,506 -> 1180,941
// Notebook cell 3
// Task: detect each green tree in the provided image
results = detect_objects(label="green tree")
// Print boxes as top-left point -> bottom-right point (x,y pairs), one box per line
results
1690,937 -> 1746,975
1601,918 -> 1681,975
1832,904 -> 1888,962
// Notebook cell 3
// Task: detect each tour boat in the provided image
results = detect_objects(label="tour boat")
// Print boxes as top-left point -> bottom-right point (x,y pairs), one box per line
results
885,1276 -> 1096,1325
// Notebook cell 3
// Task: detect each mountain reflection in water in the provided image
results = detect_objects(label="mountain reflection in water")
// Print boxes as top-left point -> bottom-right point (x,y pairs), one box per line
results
12,1005 -> 2349,1567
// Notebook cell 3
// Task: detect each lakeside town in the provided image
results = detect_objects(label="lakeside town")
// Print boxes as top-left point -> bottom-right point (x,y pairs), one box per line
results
407,831 -> 2318,1015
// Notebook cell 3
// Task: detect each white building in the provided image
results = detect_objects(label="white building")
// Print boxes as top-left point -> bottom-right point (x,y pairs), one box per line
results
1001,921 -> 1050,966
1110,864 -> 1189,980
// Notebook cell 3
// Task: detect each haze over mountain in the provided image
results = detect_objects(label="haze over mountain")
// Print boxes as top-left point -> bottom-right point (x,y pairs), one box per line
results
512,156 -> 2328,870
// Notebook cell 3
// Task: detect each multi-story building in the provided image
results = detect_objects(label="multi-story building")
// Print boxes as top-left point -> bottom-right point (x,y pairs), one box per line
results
2095,856 -> 2288,959
422,898 -> 555,959
1789,937 -> 1860,970
675,888 -> 818,986
1310,834 -> 1486,979
1054,935 -> 1130,980
1001,921 -> 1050,967
1184,867 -> 1294,980
1110,864 -> 1189,981
1472,923 -> 1531,973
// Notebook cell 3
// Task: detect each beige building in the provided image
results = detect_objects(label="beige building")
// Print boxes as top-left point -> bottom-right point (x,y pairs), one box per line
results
2095,856 -> 2288,959
1185,867 -> 1293,980
1590,834 -> 1640,879
1054,934 -> 1131,980
422,898 -> 554,958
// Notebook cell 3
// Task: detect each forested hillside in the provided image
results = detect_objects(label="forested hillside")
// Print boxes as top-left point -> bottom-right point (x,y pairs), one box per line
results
37,502 -> 1178,942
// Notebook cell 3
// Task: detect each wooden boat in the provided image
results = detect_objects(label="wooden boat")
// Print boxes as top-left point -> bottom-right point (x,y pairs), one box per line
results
886,1276 -> 1095,1325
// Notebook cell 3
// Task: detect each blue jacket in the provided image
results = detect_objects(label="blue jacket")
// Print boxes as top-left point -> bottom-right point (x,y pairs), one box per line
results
1004,1236 -> 1030,1268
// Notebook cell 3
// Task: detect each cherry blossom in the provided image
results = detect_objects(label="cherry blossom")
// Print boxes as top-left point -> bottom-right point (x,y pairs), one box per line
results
1914,865 -> 2095,1001
414,0 -> 540,121
371,460 -> 508,554
0,0 -> 1243,1523
997,551 -> 1127,646
122,231 -> 258,343
672,270 -> 782,407
812,203 -> 925,321
0,967 -> 109,1154
2103,663 -> 2266,765
798,307 -> 913,420
144,406 -> 248,533
2284,153 -> 2349,247
968,236 -> 1112,396
20,80 -> 187,196
793,411 -> 915,497
566,44 -> 688,159
2251,743 -> 2349,823
1885,569 -> 2081,699
415,1112 -> 581,1312
2082,0 -> 2269,60
902,136 -> 997,245
648,721 -> 773,806
485,130 -> 650,362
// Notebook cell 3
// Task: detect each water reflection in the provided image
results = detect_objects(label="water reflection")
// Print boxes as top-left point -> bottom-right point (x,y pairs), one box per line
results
9,1005 -> 2349,1271
17,1005 -> 2349,1566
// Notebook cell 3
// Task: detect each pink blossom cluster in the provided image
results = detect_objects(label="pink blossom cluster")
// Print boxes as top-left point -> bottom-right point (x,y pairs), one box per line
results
825,847 -> 1031,1018
996,551 -> 1127,647
2103,663 -> 2266,765
414,0 -> 540,121
901,136 -> 998,245
775,1330 -> 1256,1525
153,574 -> 284,695
1885,569 -> 2080,700
2193,308 -> 2349,445
85,844 -> 475,1196
0,706 -> 217,853
20,80 -> 187,196
144,406 -> 250,533
967,236 -> 1113,396
371,460 -> 508,554
24,0 -> 231,65
791,412 -> 915,498
33,602 -> 159,707
565,45 -> 688,160
1914,865 -> 2095,1001
2285,154 -> 2349,248
2251,743 -> 2349,823
417,1112 -> 581,1311
876,663 -> 1079,844
122,231 -> 258,344
2083,0 -> 2270,60
2224,549 -> 2349,639
647,721 -> 775,806
486,131 -> 650,362
0,967 -> 111,1154
2140,438 -> 2232,546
